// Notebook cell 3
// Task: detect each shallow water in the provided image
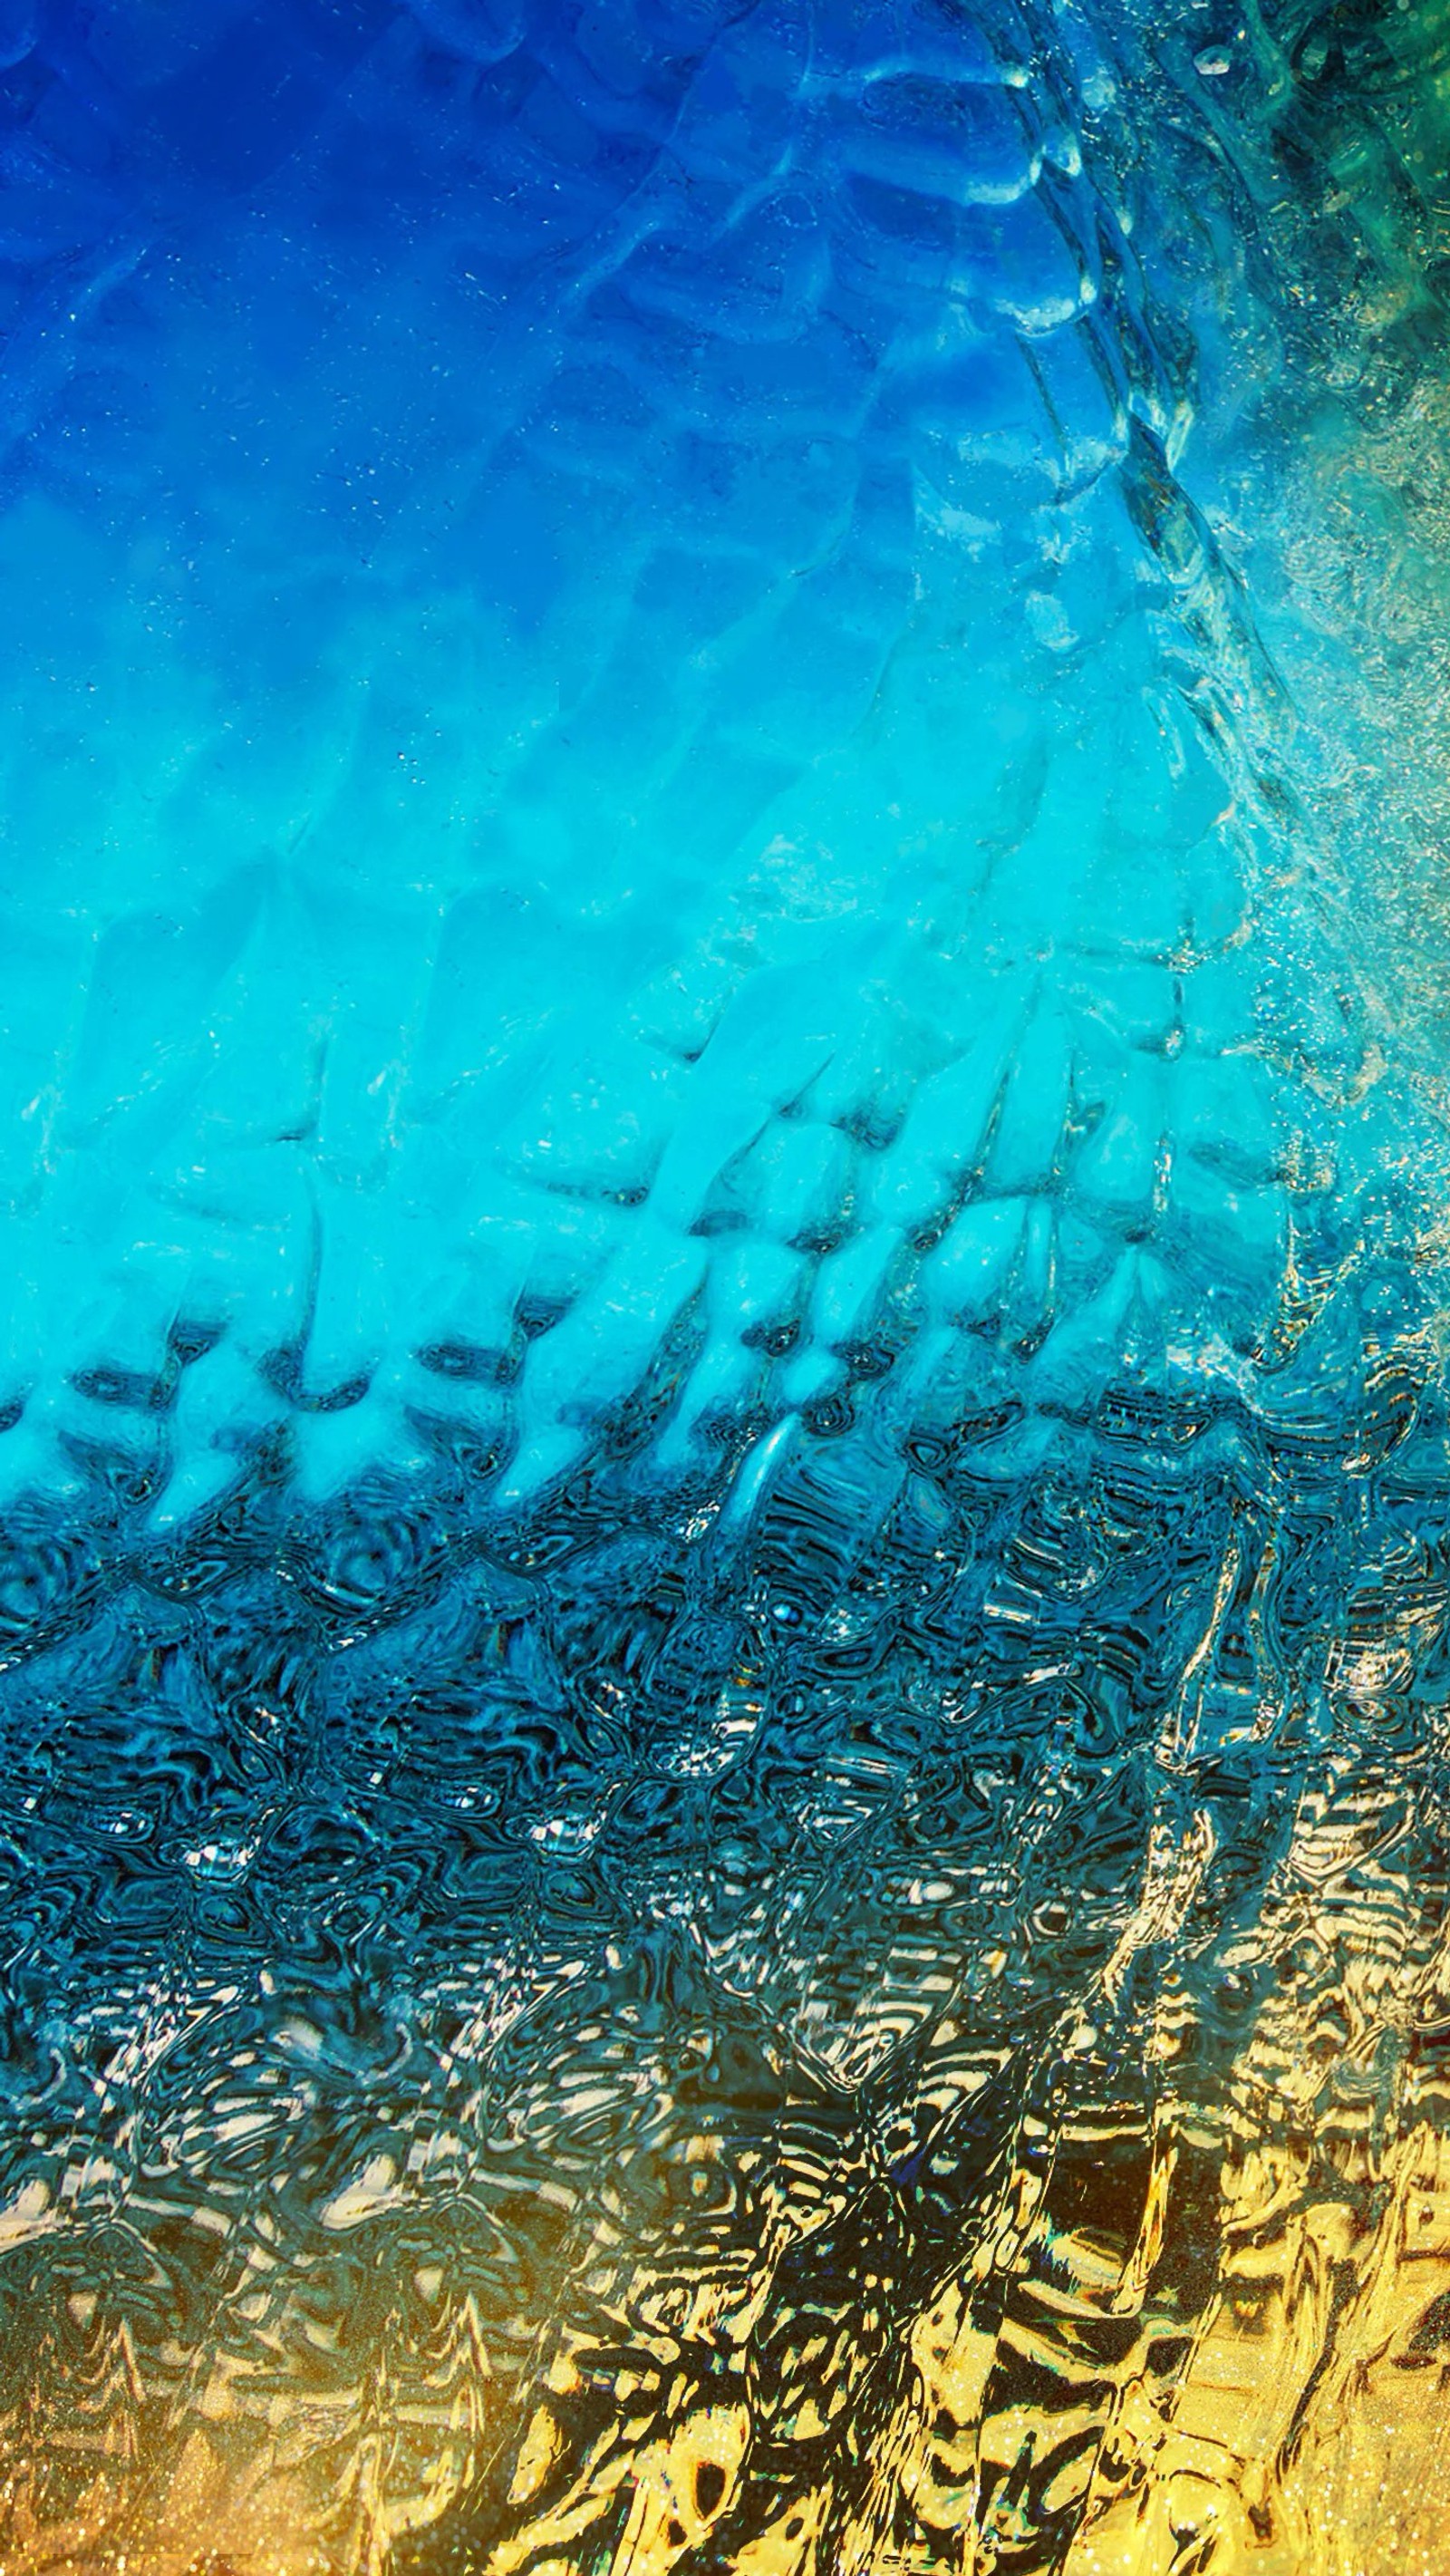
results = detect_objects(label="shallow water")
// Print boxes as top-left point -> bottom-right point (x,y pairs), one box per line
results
4,3 -> 1450,2570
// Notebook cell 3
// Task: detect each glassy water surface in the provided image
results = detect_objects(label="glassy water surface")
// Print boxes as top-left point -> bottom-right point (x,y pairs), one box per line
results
5,3 -> 1450,2570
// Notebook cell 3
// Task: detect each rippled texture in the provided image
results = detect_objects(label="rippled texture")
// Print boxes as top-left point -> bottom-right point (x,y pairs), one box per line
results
5,2 -> 1450,2571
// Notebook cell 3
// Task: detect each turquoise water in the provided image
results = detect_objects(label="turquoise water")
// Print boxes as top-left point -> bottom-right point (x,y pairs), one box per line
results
5,4 -> 1450,2570
1,0 -> 1416,1520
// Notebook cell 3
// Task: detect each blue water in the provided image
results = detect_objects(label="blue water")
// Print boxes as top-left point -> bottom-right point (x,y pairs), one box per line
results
0,0 -> 1406,1519
4,4 -> 1450,2570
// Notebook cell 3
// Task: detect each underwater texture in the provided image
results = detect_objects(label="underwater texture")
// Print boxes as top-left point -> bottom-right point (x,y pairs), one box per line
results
10,0 -> 1450,2568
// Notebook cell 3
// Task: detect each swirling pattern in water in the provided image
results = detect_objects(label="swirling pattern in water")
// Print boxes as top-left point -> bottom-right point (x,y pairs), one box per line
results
4,3 -> 1450,2571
